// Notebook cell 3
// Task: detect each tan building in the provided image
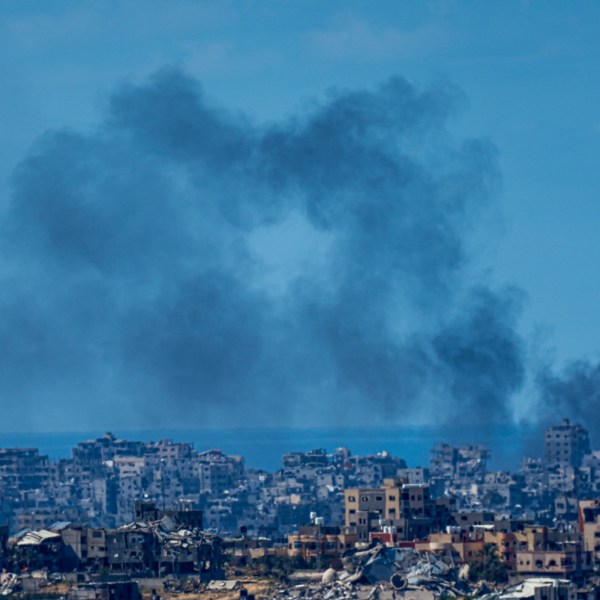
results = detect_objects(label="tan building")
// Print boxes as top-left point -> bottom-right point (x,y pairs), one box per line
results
344,486 -> 390,542
516,548 -> 587,577
483,531 -> 521,569
579,499 -> 600,559
287,525 -> 358,560
61,527 -> 108,568
414,531 -> 484,564
344,479 -> 452,542
344,479 -> 410,541
513,525 -> 591,578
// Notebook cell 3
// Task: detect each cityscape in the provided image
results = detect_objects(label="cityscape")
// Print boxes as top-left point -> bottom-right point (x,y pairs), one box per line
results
3,1 -> 600,598
1,419 -> 600,597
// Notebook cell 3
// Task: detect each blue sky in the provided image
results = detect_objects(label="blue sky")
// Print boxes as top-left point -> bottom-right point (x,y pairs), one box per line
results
1,1 -> 599,430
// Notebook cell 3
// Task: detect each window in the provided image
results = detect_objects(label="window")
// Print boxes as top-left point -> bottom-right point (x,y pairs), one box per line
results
348,496 -> 356,502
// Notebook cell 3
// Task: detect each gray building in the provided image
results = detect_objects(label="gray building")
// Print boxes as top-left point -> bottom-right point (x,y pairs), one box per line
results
544,419 -> 590,468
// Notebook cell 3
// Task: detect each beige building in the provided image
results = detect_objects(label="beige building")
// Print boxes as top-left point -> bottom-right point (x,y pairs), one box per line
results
414,531 -> 484,564
483,531 -> 521,569
287,525 -> 358,560
344,479 -> 447,542
344,479 -> 411,541
513,525 -> 591,578
516,548 -> 586,577
579,499 -> 600,560
61,527 -> 108,568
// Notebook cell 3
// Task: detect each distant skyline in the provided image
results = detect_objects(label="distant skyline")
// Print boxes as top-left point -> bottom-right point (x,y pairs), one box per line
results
1,1 -> 600,431
0,424 -> 536,473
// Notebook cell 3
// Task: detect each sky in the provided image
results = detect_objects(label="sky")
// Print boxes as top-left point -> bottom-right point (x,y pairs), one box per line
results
1,1 -> 600,432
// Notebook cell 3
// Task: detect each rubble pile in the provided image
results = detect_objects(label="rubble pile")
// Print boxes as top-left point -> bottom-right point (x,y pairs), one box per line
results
269,545 -> 469,599
119,513 -> 221,545
477,577 -> 575,600
0,573 -> 19,596
162,575 -> 203,593
116,513 -> 222,574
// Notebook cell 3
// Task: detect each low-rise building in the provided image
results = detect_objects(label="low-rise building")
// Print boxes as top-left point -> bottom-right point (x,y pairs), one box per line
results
287,524 -> 358,561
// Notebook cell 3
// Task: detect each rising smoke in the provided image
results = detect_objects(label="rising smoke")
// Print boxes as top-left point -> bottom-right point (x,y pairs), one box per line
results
0,68 -> 529,429
537,360 -> 600,443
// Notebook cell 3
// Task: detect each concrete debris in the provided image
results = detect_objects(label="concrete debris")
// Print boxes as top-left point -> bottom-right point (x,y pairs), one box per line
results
0,573 -> 19,596
266,547 -> 583,600
207,579 -> 240,591
162,576 -> 205,593
479,577 -> 575,600
265,544 -> 467,599
15,529 -> 60,546
112,516 -> 223,579
322,568 -> 338,584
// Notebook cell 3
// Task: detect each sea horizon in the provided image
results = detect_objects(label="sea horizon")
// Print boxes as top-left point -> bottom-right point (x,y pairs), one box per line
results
0,424 -> 542,473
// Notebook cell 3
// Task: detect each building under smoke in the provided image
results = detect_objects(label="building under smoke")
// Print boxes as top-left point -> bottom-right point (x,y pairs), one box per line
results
544,418 -> 590,469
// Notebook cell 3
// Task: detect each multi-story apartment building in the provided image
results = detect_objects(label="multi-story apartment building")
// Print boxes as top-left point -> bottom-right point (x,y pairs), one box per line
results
0,448 -> 50,491
344,478 -> 454,542
430,444 -> 489,482
198,450 -> 244,495
544,419 -> 590,469
579,499 -> 600,560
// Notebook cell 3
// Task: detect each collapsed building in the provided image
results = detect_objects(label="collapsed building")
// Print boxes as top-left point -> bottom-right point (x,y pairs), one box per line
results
6,501 -> 222,579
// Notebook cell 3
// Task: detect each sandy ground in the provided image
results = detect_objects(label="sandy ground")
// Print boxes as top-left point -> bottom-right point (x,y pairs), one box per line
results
138,578 -> 277,599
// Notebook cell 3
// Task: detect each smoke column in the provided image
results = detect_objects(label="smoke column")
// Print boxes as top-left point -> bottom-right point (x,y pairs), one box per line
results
0,68 -> 527,430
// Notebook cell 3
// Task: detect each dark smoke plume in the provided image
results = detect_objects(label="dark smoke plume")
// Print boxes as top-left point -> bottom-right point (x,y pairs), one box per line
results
0,68 -> 527,429
537,360 -> 600,444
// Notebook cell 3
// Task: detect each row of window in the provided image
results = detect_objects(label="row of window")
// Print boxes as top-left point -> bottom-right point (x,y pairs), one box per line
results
347,494 -> 422,503
289,541 -> 352,550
